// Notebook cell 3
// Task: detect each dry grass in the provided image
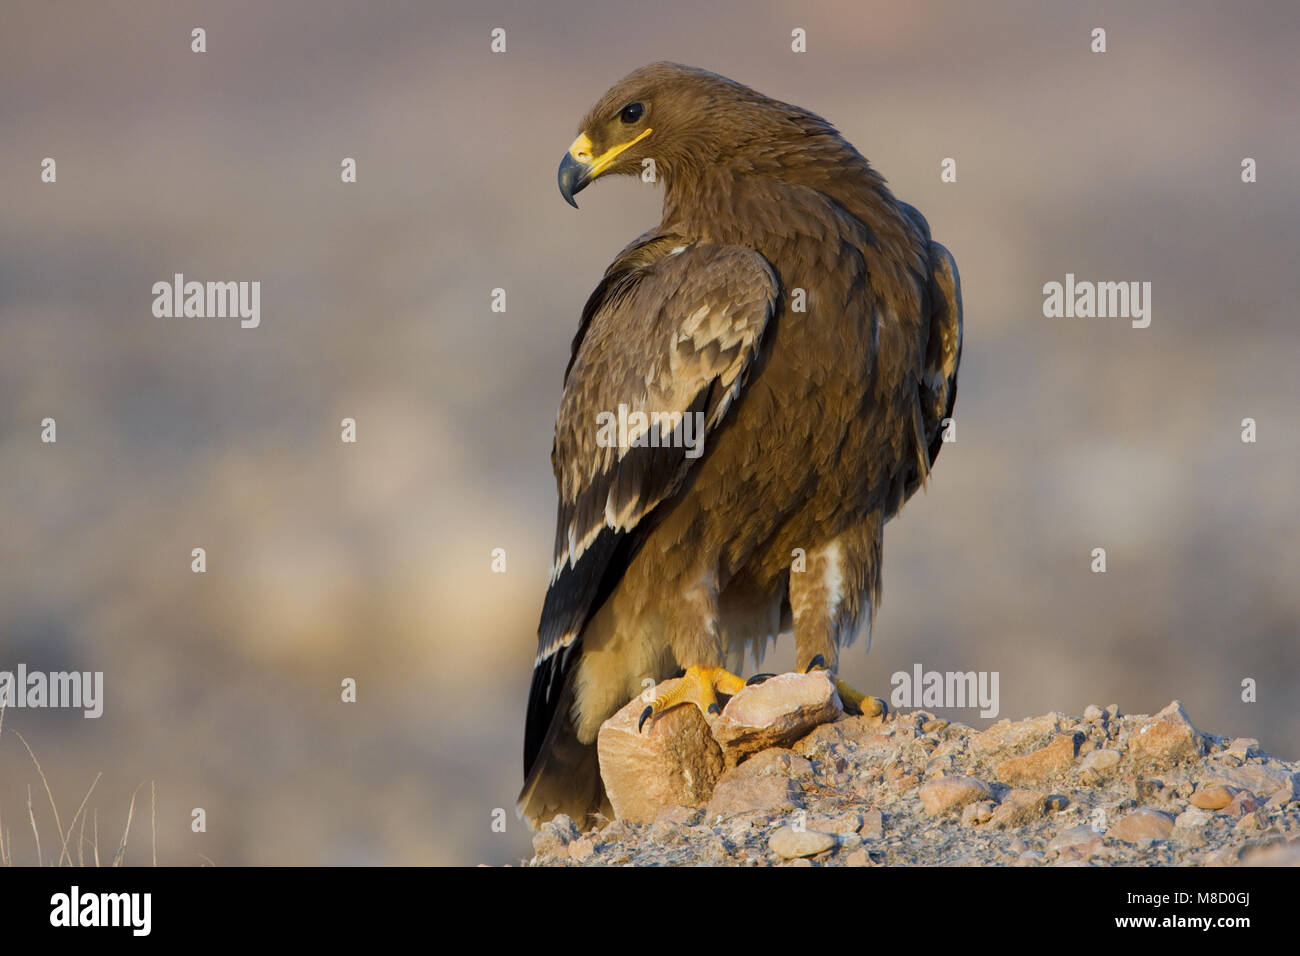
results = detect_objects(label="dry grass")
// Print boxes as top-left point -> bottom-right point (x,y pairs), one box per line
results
0,703 -> 159,867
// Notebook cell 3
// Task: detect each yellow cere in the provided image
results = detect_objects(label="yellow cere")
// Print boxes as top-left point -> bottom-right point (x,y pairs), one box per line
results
568,128 -> 653,178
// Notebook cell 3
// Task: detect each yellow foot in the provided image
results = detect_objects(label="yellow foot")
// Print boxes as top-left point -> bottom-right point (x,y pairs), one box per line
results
638,666 -> 747,732
802,654 -> 888,718
834,679 -> 888,718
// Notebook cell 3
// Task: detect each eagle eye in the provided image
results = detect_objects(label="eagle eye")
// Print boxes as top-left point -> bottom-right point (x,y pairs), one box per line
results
619,102 -> 645,124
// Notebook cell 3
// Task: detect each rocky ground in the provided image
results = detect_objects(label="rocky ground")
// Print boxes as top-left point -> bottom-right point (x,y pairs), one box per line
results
525,673 -> 1300,866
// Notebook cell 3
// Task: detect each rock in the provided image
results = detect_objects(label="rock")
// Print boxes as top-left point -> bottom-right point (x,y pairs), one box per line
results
1266,778 -> 1298,807
532,814 -> 582,856
726,817 -> 761,845
706,773 -> 803,821
1057,840 -> 1107,863
888,769 -> 921,790
1108,808 -> 1175,844
597,683 -> 726,823
1225,737 -> 1260,759
970,713 -> 1064,756
860,808 -> 884,840
599,820 -> 635,843
534,699 -> 1298,868
734,747 -> 814,779
1208,764 -> 1298,798
1189,783 -> 1240,810
1234,811 -> 1262,833
702,838 -> 731,865
792,714 -> 884,757
1221,791 -> 1260,817
924,754 -> 957,778
1079,749 -> 1122,774
769,826 -> 836,859
1083,704 -> 1104,722
961,800 -> 995,827
989,789 -> 1047,829
1051,826 -> 1103,849
655,805 -> 703,826
568,837 -> 596,861
995,733 -> 1080,786
711,672 -> 843,764
648,821 -> 687,847
1133,775 -> 1164,804
1174,806 -> 1213,829
919,775 -> 994,816
815,811 -> 863,835
1127,700 -> 1205,766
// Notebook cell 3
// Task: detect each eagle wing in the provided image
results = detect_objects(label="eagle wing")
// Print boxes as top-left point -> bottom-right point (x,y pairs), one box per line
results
919,239 -> 962,471
524,237 -> 779,776
899,203 -> 963,483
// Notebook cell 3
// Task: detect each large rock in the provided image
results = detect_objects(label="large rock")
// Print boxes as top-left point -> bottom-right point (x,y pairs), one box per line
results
711,671 -> 843,764
970,713 -> 1066,756
706,773 -> 803,821
1127,700 -> 1206,765
596,672 -> 849,823
596,680 -> 725,824
1207,764 -> 1299,798
995,732 -> 1081,786
704,748 -> 809,820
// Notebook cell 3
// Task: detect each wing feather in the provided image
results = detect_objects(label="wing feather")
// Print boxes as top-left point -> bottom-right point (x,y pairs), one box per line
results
524,239 -> 778,776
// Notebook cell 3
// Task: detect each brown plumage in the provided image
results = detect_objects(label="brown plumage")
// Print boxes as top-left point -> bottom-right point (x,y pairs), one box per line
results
520,63 -> 962,827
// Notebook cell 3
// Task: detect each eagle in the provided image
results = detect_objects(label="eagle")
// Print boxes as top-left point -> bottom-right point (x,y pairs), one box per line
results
519,63 -> 962,828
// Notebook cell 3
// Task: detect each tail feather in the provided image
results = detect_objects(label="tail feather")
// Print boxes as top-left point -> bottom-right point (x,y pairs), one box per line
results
516,679 -> 608,829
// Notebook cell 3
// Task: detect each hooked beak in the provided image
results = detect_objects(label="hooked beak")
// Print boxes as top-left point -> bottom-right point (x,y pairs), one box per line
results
557,152 -> 590,209
557,128 -> 653,209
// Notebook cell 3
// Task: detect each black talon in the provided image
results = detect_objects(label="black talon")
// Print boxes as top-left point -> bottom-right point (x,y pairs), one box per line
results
805,654 -> 827,673
745,672 -> 776,686
638,706 -> 653,732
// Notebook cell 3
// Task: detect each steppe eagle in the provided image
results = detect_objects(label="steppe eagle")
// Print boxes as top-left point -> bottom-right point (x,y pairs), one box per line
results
519,63 -> 962,828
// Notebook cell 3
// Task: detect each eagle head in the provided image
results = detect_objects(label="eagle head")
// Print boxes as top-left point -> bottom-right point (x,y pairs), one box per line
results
557,62 -> 779,208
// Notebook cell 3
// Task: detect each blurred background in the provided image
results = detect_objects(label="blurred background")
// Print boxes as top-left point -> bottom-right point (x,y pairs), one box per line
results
1,0 -> 1297,866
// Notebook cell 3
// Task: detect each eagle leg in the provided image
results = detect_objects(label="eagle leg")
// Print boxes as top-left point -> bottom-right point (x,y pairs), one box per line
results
744,653 -> 828,687
834,679 -> 888,718
747,654 -> 886,717
638,665 -> 747,732
819,665 -> 888,719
